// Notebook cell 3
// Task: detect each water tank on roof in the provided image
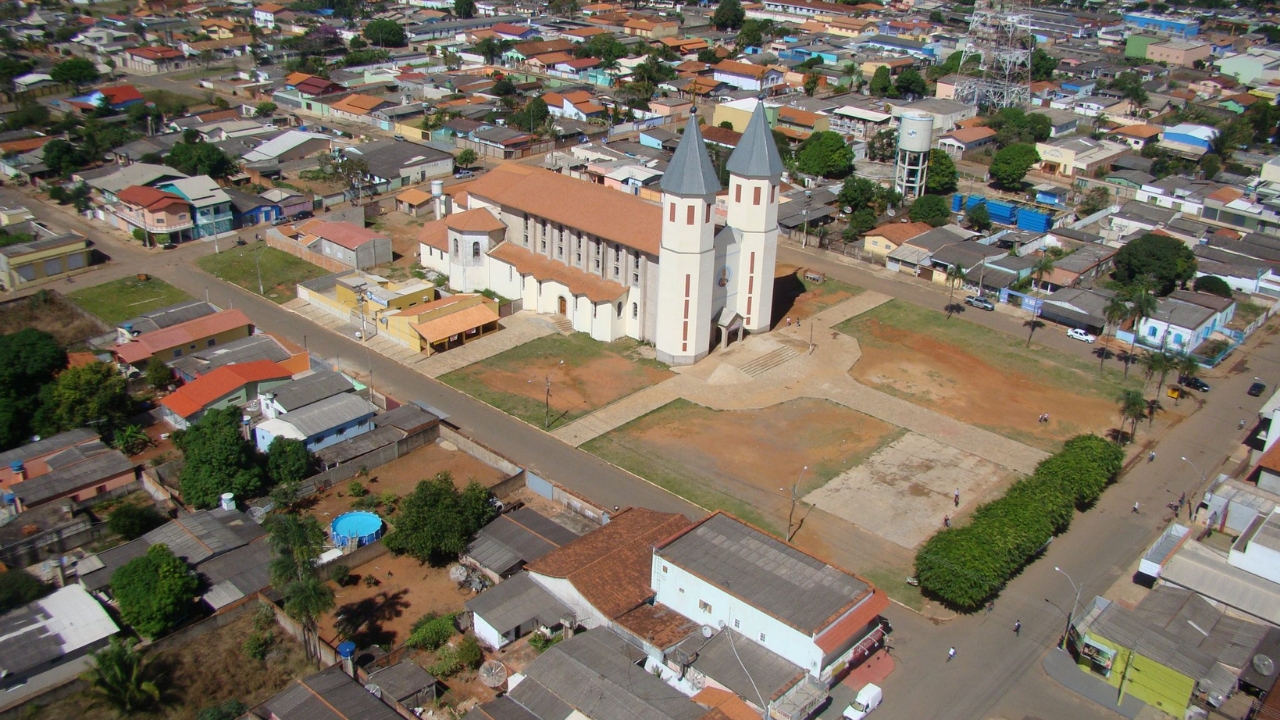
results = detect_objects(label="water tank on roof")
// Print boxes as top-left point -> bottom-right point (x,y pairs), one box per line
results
896,113 -> 934,154
220,493 -> 235,511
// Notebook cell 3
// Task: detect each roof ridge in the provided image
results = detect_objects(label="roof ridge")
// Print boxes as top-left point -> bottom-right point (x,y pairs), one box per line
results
659,114 -> 721,198
726,102 -> 784,181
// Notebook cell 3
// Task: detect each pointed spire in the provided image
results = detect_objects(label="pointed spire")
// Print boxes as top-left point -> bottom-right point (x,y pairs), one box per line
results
660,112 -> 721,198
726,101 -> 784,182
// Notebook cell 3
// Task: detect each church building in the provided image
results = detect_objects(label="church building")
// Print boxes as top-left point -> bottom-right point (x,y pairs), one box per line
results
418,103 -> 783,365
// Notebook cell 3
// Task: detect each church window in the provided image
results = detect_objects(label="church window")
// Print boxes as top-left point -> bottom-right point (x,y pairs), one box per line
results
686,204 -> 695,225
753,186 -> 761,205
705,204 -> 711,223
617,301 -> 623,317
632,302 -> 638,319
452,238 -> 458,255
734,184 -> 741,203
472,242 -> 481,259
522,214 -> 528,244
770,184 -> 776,202
669,203 -> 676,222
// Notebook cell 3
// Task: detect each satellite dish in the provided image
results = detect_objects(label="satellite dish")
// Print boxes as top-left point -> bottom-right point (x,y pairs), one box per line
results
1254,654 -> 1276,676
842,206 -> 853,214
479,660 -> 508,688
886,207 -> 897,217
701,625 -> 715,638
448,565 -> 469,583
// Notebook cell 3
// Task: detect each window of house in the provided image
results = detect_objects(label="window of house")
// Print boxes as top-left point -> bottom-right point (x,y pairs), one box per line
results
759,633 -> 767,642
156,218 -> 165,225
733,619 -> 740,629
207,339 -> 216,347
698,600 -> 712,613
661,564 -> 668,573
472,242 -> 481,259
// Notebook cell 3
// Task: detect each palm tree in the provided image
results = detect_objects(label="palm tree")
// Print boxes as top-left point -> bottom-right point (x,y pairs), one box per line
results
1123,283 -> 1158,378
1101,294 -> 1130,371
1117,388 -> 1146,444
266,514 -> 332,660
945,263 -> 967,318
1176,353 -> 1200,391
1031,254 -> 1055,294
1141,351 -> 1176,395
282,575 -> 335,662
84,638 -> 162,715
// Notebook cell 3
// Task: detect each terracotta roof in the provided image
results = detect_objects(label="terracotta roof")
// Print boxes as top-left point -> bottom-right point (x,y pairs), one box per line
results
116,185 -> 189,212
412,302 -> 499,344
530,51 -> 574,66
953,116 -> 986,129
187,35 -> 253,51
1207,186 -> 1245,203
941,126 -> 997,144
328,94 -> 387,115
0,136 -> 53,154
526,507 -> 691,620
713,59 -> 770,80
778,106 -> 820,128
701,125 -> 741,147
489,243 -> 628,304
692,689 -> 759,720
397,188 -> 432,206
814,590 -> 889,653
160,359 -> 290,418
284,71 -> 314,86
254,2 -> 284,11
115,309 -> 252,364
418,218 -> 447,252
1110,124 -> 1162,139
491,22 -> 532,35
100,85 -> 144,105
1258,442 -> 1280,474
565,26 -> 609,38
445,208 -> 505,233
465,164 -> 661,255
127,45 -> 184,59
615,603 -> 699,650
307,221 -> 387,250
865,221 -> 932,244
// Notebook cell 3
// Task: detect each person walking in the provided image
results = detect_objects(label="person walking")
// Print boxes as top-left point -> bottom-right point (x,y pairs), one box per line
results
1014,620 -> 1021,636
943,515 -> 950,528
1148,451 -> 1156,462
1132,501 -> 1140,514
947,647 -> 956,662
954,489 -> 960,508
786,317 -> 792,327
1240,419 -> 1248,430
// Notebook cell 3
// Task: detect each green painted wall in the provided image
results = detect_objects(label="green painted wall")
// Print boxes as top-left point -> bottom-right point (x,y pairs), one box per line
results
1126,35 -> 1159,58
1076,633 -> 1195,717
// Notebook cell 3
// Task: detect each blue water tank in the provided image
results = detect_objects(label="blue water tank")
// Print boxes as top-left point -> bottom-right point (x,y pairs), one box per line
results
10,461 -> 22,472
337,641 -> 357,659
3,492 -> 14,505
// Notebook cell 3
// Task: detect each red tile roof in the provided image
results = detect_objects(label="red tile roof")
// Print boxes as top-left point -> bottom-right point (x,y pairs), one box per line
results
100,85 -> 145,105
126,46 -> 184,60
814,590 -> 889,654
115,309 -> 253,364
160,359 -> 290,418
306,221 -> 388,250
116,185 -> 189,212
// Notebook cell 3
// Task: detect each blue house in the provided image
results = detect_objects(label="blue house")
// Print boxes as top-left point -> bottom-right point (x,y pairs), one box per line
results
1161,123 -> 1217,152
226,188 -> 282,228
67,84 -> 145,113
253,393 -> 377,454
158,176 -> 233,240
1122,12 -> 1198,37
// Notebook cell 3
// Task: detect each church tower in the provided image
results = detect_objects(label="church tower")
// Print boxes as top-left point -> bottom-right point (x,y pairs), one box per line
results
725,102 -> 783,334
655,113 -> 721,366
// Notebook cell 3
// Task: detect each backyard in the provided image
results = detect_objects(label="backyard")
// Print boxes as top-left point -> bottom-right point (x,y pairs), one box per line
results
440,334 -> 672,430
583,397 -> 902,534
836,300 -> 1147,452
67,275 -> 192,325
0,290 -> 108,347
197,245 -> 328,302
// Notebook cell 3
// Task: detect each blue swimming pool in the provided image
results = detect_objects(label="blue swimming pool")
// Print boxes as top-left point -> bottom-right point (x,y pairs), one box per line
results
330,511 -> 384,548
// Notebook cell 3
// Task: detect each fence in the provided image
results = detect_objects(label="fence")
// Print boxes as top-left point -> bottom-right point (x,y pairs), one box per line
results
524,470 -> 610,526
0,516 -> 110,568
438,426 -> 522,477
264,234 -> 351,274
498,298 -> 523,317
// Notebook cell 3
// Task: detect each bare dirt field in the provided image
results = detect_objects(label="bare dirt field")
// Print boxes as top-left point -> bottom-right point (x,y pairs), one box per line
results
772,264 -> 863,327
0,291 -> 108,348
303,441 -> 509,523
317,551 -> 468,650
441,334 -> 673,429
837,300 -> 1160,453
371,210 -> 430,265
583,397 -> 901,534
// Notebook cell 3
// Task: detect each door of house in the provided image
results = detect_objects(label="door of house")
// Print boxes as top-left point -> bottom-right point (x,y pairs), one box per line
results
558,296 -> 567,316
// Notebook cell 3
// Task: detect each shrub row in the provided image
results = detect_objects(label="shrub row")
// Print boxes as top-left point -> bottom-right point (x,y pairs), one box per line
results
914,435 -> 1124,610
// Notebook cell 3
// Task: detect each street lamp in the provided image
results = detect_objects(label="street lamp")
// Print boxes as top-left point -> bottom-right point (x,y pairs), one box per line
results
253,244 -> 265,295
534,360 -> 564,429
781,466 -> 808,542
1054,566 -> 1081,651
1180,456 -> 1206,485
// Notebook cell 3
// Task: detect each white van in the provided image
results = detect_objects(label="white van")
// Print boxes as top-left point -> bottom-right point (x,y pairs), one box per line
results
841,684 -> 883,720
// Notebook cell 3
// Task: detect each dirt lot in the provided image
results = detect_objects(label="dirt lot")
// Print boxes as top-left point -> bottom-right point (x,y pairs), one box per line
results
583,398 -> 900,534
772,264 -> 863,327
23,610 -> 311,720
837,300 -> 1164,453
303,441 -> 510,523
316,552 -> 467,650
441,334 -> 672,429
0,290 -> 108,348
371,210 -> 430,265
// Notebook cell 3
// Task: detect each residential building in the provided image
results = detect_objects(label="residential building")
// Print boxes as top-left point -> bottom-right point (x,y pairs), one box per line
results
396,188 -> 433,217
327,94 -> 395,125
462,506 -> 582,582
1108,124 -> 1162,152
0,585 -> 118,690
886,97 -> 978,137
118,300 -> 218,342
253,2 -> 284,29
168,333 -> 309,383
158,176 -> 233,240
293,220 -> 393,270
1214,46 -> 1280,85
1131,289 -> 1235,353
159,359 -> 293,429
109,185 -> 193,242
466,571 -> 574,649
123,45 -> 187,74
1034,137 -> 1130,179
1159,123 -> 1216,158
712,60 -> 785,93
1122,12 -> 1199,38
258,370 -> 353,419
938,126 -> 997,159
378,292 -> 501,355
8,440 -> 136,512
240,130 -> 332,164
0,223 -> 90,290
862,221 -> 933,258
253,392 -> 378,453
0,429 -> 102,491
113,309 -> 254,370
338,139 -> 454,191
1229,510 -> 1280,585
1147,40 -> 1211,67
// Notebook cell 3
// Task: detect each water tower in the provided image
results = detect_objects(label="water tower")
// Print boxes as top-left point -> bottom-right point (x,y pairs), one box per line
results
894,113 -> 934,200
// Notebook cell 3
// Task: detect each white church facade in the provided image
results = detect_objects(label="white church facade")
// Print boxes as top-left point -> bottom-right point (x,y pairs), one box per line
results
419,103 -> 784,365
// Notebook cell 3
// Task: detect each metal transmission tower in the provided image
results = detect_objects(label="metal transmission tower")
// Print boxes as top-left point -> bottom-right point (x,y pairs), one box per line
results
954,0 -> 1034,110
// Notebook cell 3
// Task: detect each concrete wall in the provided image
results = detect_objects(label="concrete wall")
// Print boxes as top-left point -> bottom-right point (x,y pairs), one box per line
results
265,234 -> 351,273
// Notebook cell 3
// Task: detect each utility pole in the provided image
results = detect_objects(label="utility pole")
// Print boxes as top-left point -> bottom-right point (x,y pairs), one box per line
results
783,466 -> 808,541
254,244 -> 265,295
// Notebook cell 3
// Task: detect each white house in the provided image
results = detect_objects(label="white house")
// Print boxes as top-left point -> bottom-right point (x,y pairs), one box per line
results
1227,510 -> 1280,585
1133,289 -> 1234,353
712,59 -> 785,93
253,2 -> 283,28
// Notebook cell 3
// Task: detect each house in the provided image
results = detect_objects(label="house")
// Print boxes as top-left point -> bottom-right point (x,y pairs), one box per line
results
258,369 -> 353,419
256,665 -> 401,720
295,220 -> 393,270
123,45 -> 187,74
241,130 -> 332,164
0,428 -> 103,491
0,585 -> 118,690
253,2 -> 284,29
887,97 -> 978,137
253,392 -> 378,453
159,359 -> 292,429
0,226 -> 90,290
1159,123 -> 1217,158
1108,124 -> 1163,151
260,188 -> 312,218
1040,244 -> 1118,290
110,185 -> 194,243
327,94 -> 395,125
1132,289 -> 1235,353
118,300 -> 218,342
1108,199 -> 1179,237
396,187 -> 433,217
1035,137 -> 1130,178
712,60 -> 785,93
85,164 -> 189,203
338,139 -> 454,191
158,176 -> 233,240
1039,287 -> 1117,334
937,126 -> 997,159
466,571 -> 575,649
66,85 -> 144,114
8,440 -> 136,512
113,308 -> 254,371
168,333 -> 309,383
226,188 -> 282,227
1027,107 -> 1079,137
380,292 -> 501,355
862,221 -> 933,258
364,662 -> 437,715
462,506 -> 582,582
1147,39 -> 1211,67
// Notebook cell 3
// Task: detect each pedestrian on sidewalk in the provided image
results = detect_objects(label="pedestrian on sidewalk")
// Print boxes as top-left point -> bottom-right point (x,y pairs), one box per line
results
797,317 -> 802,328
1014,620 -> 1021,636
1178,492 -> 1186,508
947,647 -> 956,662
1132,502 -> 1140,514
1240,419 -> 1247,430
1149,451 -> 1156,462
786,317 -> 792,327
954,489 -> 960,507
943,515 -> 950,528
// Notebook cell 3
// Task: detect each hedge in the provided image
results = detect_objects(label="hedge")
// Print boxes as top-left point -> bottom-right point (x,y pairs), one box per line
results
914,434 -> 1124,610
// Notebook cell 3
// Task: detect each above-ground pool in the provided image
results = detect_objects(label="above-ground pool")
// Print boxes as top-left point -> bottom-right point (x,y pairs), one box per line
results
331,511 -> 384,548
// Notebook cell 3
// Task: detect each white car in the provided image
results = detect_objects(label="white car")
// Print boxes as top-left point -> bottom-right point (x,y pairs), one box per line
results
842,684 -> 883,720
1067,328 -> 1096,344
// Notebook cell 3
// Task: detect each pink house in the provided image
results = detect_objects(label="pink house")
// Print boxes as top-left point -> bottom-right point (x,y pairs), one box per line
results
113,185 -> 194,242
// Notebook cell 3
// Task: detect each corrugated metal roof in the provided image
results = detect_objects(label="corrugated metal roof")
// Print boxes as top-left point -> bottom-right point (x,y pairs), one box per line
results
259,665 -> 400,720
690,629 -> 803,704
465,572 -> 571,636
12,449 -> 135,507
366,661 -> 436,703
465,508 -> 582,576
268,370 -> 353,412
0,585 -> 118,678
279,393 -> 377,438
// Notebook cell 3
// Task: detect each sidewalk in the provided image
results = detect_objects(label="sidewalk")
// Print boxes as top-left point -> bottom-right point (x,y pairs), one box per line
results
1042,647 -> 1146,720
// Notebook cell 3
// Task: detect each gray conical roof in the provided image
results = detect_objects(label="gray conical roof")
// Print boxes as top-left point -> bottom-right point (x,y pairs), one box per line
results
660,114 -> 721,198
726,102 -> 784,181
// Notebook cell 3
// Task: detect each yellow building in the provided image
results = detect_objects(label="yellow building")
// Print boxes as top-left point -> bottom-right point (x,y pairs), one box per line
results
383,293 -> 500,355
711,98 -> 779,133
861,221 -> 933,258
0,230 -> 90,290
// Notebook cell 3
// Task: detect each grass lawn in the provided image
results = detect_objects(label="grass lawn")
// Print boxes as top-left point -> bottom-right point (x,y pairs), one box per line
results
439,333 -> 671,429
67,276 -> 193,325
141,89 -> 203,112
861,566 -> 924,612
197,245 -> 328,302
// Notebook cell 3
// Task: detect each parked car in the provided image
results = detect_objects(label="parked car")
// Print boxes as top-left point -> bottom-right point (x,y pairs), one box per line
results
292,210 -> 313,221
965,295 -> 995,311
843,684 -> 883,720
1180,376 -> 1210,392
1249,382 -> 1267,397
1067,328 -> 1096,343
454,169 -> 475,179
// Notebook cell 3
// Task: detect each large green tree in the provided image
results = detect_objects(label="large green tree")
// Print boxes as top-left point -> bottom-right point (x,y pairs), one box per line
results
1030,48 -> 1058,82
84,638 -> 163,714
166,140 -> 238,179
926,149 -> 957,194
908,193 -> 950,226
384,472 -> 498,564
453,0 -> 476,18
266,437 -> 314,486
0,568 -> 50,614
894,67 -> 926,98
107,503 -> 167,540
32,361 -> 132,441
1113,232 -> 1197,296
795,131 -> 851,178
988,143 -> 1039,190
50,57 -> 99,91
363,18 -> 407,47
712,0 -> 745,29
176,406 -> 266,508
868,65 -> 894,97
110,544 -> 199,638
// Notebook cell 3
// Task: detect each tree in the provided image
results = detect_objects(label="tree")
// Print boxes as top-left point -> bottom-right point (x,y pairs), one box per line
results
1030,48 -> 1058,82
266,437 -> 313,486
930,9 -> 945,23
795,131 -> 851,178
1102,294 -> 1130,371
908,193 -> 950,226
41,138 -> 88,177
453,0 -> 476,18
176,406 -> 266,509
1111,71 -> 1148,109
509,97 -> 550,133
318,154 -> 371,202
364,19 -> 406,47
166,140 -> 238,179
1078,186 -> 1110,216
988,143 -> 1039,190
108,503 -> 167,540
1031,254 -> 1055,293
838,177 -> 879,212
144,356 -> 172,390
945,262 -> 967,317
0,568 -> 49,614
198,701 -> 248,720
735,19 -> 762,49
1193,275 -> 1233,298
266,514 -> 333,660
384,472 -> 498,563
32,361 -> 131,441
1175,354 -> 1200,394
197,49 -> 217,72
1209,119 -> 1251,161
712,0 -> 745,29
452,149 -> 479,171
1123,283 -> 1158,378
894,67 -> 926,99
114,424 -> 152,456
0,327 -> 66,450
1201,153 -> 1221,180
1113,233 -> 1197,296
697,48 -> 720,63
967,202 -> 991,232
803,72 -> 820,97
1117,389 -> 1146,443
111,544 -> 198,638
1143,351 -> 1177,395
925,149 -> 957,194
575,33 -> 627,64
254,102 -> 277,118
845,208 -> 878,238
869,66 -> 893,97
548,0 -> 578,15
84,638 -> 163,714
50,57 -> 99,90
474,36 -> 508,64
868,129 -> 896,162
